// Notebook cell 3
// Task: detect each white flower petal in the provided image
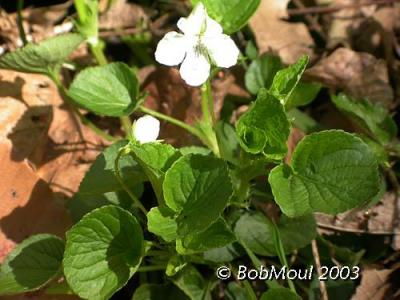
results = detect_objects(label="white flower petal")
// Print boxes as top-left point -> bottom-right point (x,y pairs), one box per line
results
204,16 -> 223,36
204,34 -> 240,68
177,3 -> 207,36
155,31 -> 189,66
179,49 -> 210,86
133,115 -> 160,143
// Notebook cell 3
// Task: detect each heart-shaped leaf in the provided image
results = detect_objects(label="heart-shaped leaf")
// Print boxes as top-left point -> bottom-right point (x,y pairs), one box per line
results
192,0 -> 261,34
68,62 -> 140,117
269,130 -> 380,217
163,154 -> 233,236
0,33 -> 83,75
63,205 -> 144,299
0,234 -> 64,295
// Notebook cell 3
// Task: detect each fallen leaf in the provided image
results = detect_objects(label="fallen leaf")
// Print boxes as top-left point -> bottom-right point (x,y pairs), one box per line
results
352,268 -> 396,300
250,0 -> 314,64
316,193 -> 400,250
305,48 -> 394,108
327,0 -> 376,48
99,0 -> 148,30
0,143 -> 70,263
0,69 -> 107,264
285,127 -> 305,164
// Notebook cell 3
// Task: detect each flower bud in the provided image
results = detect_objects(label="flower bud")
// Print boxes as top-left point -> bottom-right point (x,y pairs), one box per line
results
133,115 -> 160,143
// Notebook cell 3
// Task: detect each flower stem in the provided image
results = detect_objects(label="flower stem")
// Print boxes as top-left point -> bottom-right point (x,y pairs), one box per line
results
115,147 -> 148,215
139,106 -> 203,139
200,79 -> 220,156
16,0 -> 27,46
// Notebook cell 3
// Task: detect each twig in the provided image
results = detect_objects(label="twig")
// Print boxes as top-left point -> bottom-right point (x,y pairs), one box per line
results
287,0 -> 400,16
317,222 -> 400,235
311,240 -> 329,300
292,0 -> 326,41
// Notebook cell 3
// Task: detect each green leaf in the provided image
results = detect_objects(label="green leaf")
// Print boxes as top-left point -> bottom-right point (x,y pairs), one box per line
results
234,212 -> 316,256
163,154 -> 233,236
177,218 -> 236,254
278,214 -> 317,253
245,40 -> 258,61
216,121 -> 240,164
225,282 -> 248,300
63,205 -> 144,299
309,277 -> 355,300
132,284 -> 188,300
130,142 -> 181,203
147,206 -> 178,242
68,140 -> 145,221
234,212 -> 274,256
166,255 -> 188,277
203,243 -> 243,263
68,62 -> 140,117
74,0 -> 99,42
285,81 -> 321,109
0,33 -> 83,75
172,266 -> 211,300
331,93 -> 398,144
261,288 -> 301,300
193,0 -> 260,34
236,88 -> 290,159
0,234 -> 64,295
270,55 -> 309,105
245,54 -> 283,95
180,146 -> 212,156
79,140 -> 144,195
269,130 -> 380,217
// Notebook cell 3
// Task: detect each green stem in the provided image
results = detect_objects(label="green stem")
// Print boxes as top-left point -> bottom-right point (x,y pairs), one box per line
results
120,115 -> 132,138
241,241 -> 281,289
90,43 -> 108,66
199,79 -> 220,156
49,71 -> 117,142
17,0 -> 27,46
139,106 -> 203,140
137,265 -> 167,272
271,222 -> 297,294
115,148 -> 148,215
242,280 -> 257,300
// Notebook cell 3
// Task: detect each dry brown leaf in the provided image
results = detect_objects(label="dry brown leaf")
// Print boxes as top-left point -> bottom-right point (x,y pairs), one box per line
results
316,193 -> 400,250
0,69 -> 106,267
352,268 -> 396,300
0,142 -> 71,263
327,0 -> 376,48
250,0 -> 314,64
306,48 -> 394,107
0,70 -> 54,165
99,0 -> 148,30
285,127 -> 305,164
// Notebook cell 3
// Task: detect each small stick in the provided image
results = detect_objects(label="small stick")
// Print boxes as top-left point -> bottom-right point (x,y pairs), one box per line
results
287,0 -> 400,16
311,240 -> 329,300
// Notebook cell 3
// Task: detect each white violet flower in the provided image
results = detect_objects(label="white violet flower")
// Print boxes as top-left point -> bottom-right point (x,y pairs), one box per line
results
155,3 -> 240,87
133,115 -> 160,143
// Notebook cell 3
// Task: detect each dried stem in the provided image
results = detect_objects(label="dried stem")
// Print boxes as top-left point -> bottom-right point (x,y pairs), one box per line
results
311,240 -> 329,300
287,0 -> 400,16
